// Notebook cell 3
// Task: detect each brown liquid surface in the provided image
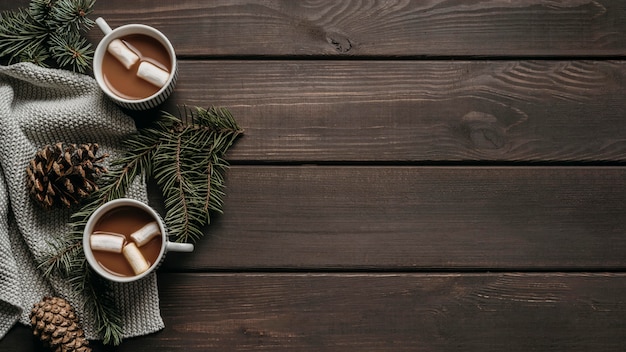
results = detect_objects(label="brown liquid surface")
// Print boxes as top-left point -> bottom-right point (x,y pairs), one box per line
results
91,206 -> 163,277
102,34 -> 171,100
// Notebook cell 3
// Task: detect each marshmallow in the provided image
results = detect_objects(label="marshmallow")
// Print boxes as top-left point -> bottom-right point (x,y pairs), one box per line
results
107,39 -> 140,70
137,61 -> 170,88
90,232 -> 125,253
123,242 -> 150,275
130,221 -> 161,247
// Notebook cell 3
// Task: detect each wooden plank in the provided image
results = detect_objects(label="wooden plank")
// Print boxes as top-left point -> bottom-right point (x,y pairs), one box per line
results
151,273 -> 626,351
80,0 -> 626,57
5,1 -> 626,56
160,166 -> 626,270
154,60 -> 626,163
5,273 -> 625,351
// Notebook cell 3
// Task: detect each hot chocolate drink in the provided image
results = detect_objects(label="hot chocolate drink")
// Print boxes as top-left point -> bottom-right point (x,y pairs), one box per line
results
102,33 -> 171,100
90,205 -> 163,277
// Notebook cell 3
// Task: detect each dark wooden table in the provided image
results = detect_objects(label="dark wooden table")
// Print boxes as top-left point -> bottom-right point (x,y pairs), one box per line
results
2,1 -> 626,351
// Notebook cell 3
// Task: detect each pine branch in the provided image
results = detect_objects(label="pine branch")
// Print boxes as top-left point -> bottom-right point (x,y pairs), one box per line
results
38,106 -> 242,345
0,9 -> 47,61
39,237 -> 82,278
48,31 -> 93,73
48,0 -> 95,34
79,267 -> 124,346
18,43 -> 50,67
0,0 -> 95,72
156,106 -> 243,242
29,0 -> 56,23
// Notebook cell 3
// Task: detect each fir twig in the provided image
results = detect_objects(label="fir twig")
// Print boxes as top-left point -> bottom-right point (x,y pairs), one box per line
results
0,0 -> 95,72
0,9 -> 47,61
48,31 -> 93,73
18,43 -> 50,67
39,237 -> 82,278
156,106 -> 243,242
29,0 -> 56,23
47,0 -> 95,34
79,267 -> 124,346
38,106 -> 243,345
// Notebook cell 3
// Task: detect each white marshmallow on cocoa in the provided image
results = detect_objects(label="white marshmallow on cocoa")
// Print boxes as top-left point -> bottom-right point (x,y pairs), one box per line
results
90,232 -> 125,253
107,39 -> 140,70
136,61 -> 170,88
130,221 -> 161,247
123,242 -> 150,275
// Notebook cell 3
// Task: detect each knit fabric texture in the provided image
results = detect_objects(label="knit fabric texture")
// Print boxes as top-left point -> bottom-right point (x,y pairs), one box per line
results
0,62 -> 164,340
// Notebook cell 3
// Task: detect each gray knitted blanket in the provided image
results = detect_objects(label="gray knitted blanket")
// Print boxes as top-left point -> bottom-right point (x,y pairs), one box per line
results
0,63 -> 164,340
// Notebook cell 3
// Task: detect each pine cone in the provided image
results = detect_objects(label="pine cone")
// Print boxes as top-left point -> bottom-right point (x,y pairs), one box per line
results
30,296 -> 92,352
26,142 -> 109,209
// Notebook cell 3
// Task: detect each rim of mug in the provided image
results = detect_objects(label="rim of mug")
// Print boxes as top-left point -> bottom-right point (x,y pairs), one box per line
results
83,198 -> 167,283
93,23 -> 177,105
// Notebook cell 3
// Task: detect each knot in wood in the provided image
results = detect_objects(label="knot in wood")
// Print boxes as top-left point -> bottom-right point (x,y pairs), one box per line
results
460,111 -> 506,150
326,31 -> 353,53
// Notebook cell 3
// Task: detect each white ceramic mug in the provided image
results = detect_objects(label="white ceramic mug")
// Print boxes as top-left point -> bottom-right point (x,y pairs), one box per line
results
83,198 -> 193,283
93,17 -> 178,110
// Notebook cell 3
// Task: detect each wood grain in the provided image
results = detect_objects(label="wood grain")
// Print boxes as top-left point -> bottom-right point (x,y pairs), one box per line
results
153,273 -> 626,351
154,60 -> 626,163
158,166 -> 626,270
4,273 -> 625,352
4,0 -> 625,57
81,0 -> 626,57
1,2 -> 625,351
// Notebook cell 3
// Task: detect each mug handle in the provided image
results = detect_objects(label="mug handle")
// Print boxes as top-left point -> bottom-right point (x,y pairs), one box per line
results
166,241 -> 195,253
96,17 -> 113,35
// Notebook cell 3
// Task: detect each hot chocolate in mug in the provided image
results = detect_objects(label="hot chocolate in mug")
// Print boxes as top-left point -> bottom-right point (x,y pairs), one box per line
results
93,17 -> 178,110
83,198 -> 193,283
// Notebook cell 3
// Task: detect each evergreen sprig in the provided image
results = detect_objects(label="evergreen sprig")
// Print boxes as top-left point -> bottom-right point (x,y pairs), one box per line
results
0,9 -> 47,59
48,31 -> 94,74
38,106 -> 243,345
0,0 -> 95,72
47,0 -> 95,33
155,106 -> 243,242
